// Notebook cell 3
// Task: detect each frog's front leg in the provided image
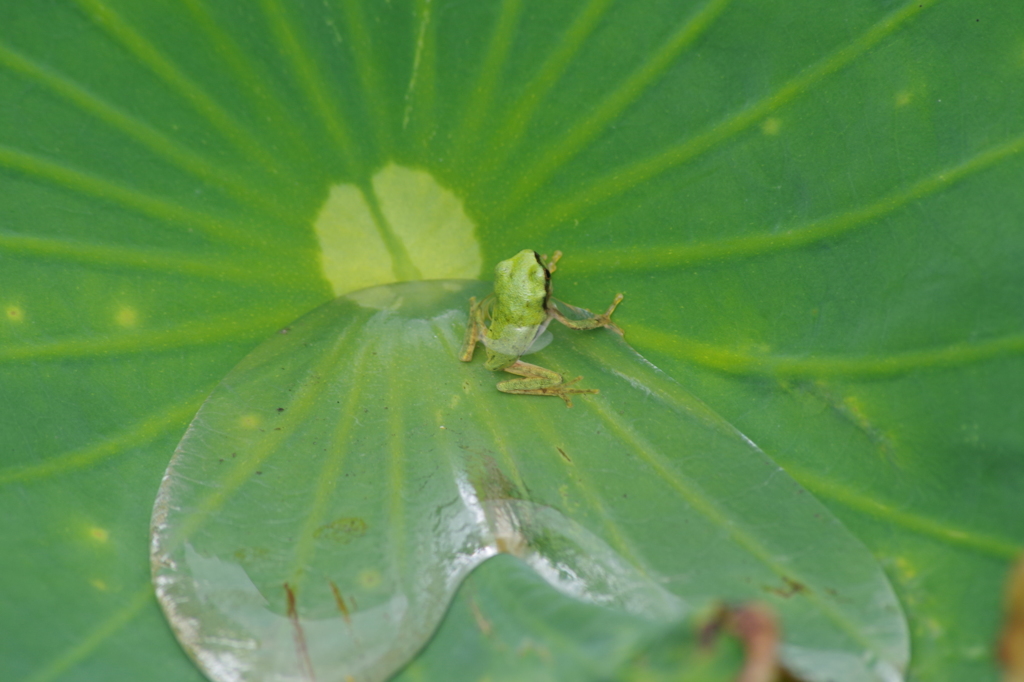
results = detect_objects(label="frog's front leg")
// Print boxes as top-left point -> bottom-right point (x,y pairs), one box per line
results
551,293 -> 625,334
497,360 -> 597,408
459,296 -> 489,362
539,250 -> 562,274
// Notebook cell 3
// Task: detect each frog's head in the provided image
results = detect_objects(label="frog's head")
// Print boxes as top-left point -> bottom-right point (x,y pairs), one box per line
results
493,249 -> 550,309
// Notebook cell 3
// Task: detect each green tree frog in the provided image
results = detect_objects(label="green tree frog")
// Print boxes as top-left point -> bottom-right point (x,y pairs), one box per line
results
459,249 -> 624,407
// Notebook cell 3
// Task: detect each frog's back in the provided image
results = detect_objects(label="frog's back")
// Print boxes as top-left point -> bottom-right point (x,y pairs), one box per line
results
483,249 -> 551,370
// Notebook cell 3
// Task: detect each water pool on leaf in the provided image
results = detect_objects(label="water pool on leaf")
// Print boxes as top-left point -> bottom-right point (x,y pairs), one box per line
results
150,280 -> 908,682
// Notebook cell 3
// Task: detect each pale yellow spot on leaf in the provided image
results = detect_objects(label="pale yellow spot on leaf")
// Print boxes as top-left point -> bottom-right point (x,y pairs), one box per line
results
923,618 -> 945,638
91,578 -> 108,591
5,305 -> 24,322
115,305 -> 138,328
88,526 -> 110,543
895,91 -> 912,107
315,164 -> 482,296
761,117 -> 781,136
358,569 -> 382,589
239,414 -> 261,429
894,556 -> 917,581
961,645 -> 986,660
843,394 -> 864,414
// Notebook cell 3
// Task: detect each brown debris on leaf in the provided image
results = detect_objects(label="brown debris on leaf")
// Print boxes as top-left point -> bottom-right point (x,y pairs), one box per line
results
999,556 -> 1024,682
702,603 -> 781,682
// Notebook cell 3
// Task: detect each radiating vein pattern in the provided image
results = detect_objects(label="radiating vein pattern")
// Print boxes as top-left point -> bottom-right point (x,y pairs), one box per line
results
23,587 -> 154,682
152,282 -> 908,682
259,0 -> 361,176
0,391 -> 207,485
180,0 -> 318,167
3,1 -> 1017,681
509,0 -> 940,236
0,42 -> 298,224
447,0 -> 525,170
0,232 -> 262,281
786,464 -> 1022,560
488,0 -> 734,221
0,145 -> 262,248
336,0 -> 396,158
571,130 -> 1024,271
629,325 -> 1024,379
462,0 -> 617,183
403,0 -> 437,141
71,0 -> 289,177
0,306 -> 299,362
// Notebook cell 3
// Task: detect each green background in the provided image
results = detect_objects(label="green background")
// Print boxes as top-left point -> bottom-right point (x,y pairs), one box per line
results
1,0 -> 1022,680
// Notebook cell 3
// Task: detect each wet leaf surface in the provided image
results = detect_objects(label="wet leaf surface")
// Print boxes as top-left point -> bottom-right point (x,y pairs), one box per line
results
152,281 -> 905,682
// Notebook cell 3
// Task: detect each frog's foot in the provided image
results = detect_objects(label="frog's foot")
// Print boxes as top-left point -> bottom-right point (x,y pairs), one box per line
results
551,375 -> 599,408
497,361 -> 597,408
591,293 -> 625,331
540,250 -> 562,274
499,378 -> 597,408
555,293 -> 625,334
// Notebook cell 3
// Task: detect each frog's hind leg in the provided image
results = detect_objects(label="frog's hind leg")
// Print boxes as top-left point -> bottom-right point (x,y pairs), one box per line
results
497,360 -> 597,408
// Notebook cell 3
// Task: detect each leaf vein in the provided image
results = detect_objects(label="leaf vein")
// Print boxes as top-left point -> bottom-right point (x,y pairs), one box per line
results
519,0 -> 939,236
